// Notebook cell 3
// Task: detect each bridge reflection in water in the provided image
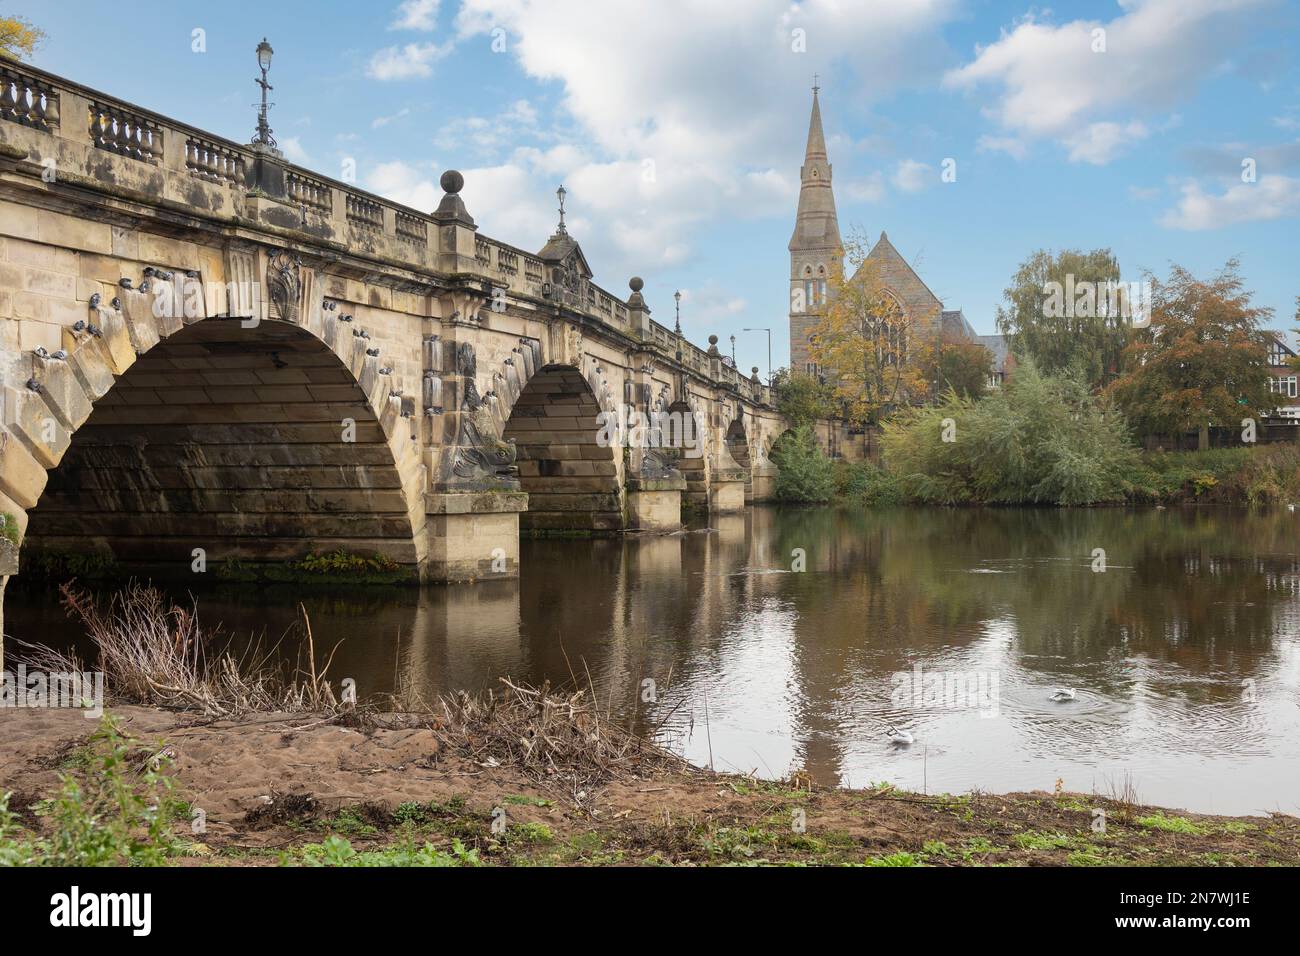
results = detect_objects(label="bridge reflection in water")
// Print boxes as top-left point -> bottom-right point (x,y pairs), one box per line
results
10,504 -> 1300,815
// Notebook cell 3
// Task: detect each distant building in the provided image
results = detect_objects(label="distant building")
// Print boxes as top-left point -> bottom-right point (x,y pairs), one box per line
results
977,333 -> 1016,389
787,86 -> 975,379
1265,331 -> 1300,421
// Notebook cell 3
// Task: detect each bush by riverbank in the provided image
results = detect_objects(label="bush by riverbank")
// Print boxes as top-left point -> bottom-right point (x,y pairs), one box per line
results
771,362 -> 1300,508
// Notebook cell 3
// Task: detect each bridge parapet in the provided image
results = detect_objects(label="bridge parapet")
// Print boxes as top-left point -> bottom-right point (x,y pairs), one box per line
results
0,60 -> 770,407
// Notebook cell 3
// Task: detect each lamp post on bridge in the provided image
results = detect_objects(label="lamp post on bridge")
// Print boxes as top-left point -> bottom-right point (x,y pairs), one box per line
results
251,37 -> 281,156
674,290 -> 683,363
742,327 -> 772,386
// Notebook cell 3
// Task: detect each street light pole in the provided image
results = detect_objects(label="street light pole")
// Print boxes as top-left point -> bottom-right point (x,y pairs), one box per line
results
251,38 -> 280,155
674,290 -> 683,363
742,327 -> 772,385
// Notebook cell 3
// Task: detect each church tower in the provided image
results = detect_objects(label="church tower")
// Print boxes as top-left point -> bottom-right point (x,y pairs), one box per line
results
788,82 -> 842,377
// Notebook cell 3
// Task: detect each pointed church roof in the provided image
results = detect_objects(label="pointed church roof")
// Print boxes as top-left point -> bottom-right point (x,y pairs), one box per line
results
788,87 -> 840,252
804,88 -> 828,162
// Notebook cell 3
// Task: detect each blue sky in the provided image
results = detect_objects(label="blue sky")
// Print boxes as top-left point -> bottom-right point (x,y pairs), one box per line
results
13,0 -> 1300,374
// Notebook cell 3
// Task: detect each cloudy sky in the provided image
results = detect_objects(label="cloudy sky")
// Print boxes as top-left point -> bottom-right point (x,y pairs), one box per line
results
18,0 -> 1300,373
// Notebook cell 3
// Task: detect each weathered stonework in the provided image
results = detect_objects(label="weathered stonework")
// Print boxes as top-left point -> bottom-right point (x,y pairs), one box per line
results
0,61 -> 791,590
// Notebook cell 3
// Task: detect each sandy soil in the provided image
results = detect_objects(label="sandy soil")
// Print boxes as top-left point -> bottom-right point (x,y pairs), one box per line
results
3,705 -> 1298,866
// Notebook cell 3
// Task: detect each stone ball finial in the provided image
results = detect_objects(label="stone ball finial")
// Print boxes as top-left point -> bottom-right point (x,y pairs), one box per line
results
752,366 -> 760,375
440,170 -> 464,194
629,276 -> 644,292
708,334 -> 718,345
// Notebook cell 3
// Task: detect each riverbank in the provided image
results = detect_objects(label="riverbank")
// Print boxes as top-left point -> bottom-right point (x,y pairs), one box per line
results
3,701 -> 1296,867
830,444 -> 1300,508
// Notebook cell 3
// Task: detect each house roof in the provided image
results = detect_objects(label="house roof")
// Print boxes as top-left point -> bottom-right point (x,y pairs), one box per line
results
940,309 -> 977,341
976,333 -> 1012,372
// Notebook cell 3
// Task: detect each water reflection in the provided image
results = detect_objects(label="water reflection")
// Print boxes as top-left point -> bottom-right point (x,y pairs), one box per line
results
8,505 -> 1300,814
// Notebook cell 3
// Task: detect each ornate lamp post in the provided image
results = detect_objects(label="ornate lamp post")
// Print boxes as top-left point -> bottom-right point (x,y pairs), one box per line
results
674,290 -> 683,363
251,37 -> 280,155
556,185 -> 568,235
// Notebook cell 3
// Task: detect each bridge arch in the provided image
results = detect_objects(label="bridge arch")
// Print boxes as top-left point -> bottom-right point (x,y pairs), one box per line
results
6,290 -> 425,577
500,361 -> 624,533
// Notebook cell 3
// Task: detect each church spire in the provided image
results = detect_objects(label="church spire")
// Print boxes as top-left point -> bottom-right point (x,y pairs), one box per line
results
804,79 -> 827,163
788,83 -> 839,252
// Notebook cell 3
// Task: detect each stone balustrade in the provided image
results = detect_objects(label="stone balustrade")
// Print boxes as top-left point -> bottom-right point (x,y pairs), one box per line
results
0,60 -> 770,406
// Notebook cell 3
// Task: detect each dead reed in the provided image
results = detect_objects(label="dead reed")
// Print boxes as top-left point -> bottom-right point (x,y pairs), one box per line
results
12,583 -> 343,717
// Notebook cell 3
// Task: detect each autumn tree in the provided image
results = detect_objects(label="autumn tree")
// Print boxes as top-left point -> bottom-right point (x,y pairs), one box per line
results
807,232 -> 932,426
0,16 -> 45,60
1107,259 -> 1273,450
996,247 -> 1136,389
924,334 -> 994,399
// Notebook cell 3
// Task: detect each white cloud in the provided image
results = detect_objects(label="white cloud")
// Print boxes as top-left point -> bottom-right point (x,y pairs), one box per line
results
372,107 -> 411,129
367,41 -> 452,80
976,134 -> 1027,160
844,171 -> 886,202
1160,174 -> 1300,229
279,137 -> 310,164
390,0 -> 440,31
680,284 -> 748,325
438,0 -> 960,278
892,159 -> 932,192
1063,121 -> 1148,165
944,0 -> 1268,164
434,99 -> 542,154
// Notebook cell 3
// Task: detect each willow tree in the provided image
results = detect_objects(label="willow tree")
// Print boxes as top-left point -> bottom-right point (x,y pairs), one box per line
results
996,247 -> 1133,389
807,233 -> 932,426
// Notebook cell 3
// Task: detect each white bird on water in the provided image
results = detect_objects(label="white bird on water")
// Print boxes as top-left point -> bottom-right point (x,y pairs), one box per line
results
886,725 -> 914,746
1050,688 -> 1077,702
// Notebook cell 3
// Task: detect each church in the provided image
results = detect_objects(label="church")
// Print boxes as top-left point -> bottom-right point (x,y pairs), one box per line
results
787,86 -> 977,379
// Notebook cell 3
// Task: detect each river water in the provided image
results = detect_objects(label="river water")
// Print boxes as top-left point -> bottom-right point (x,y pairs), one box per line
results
8,505 -> 1300,815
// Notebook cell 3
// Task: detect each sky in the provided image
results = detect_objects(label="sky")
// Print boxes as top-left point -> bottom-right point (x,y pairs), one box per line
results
12,0 -> 1300,375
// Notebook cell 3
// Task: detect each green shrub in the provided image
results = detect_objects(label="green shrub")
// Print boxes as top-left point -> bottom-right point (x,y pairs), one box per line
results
0,714 -> 182,866
293,549 -> 401,576
771,426 -> 835,503
0,512 -> 19,546
882,360 -> 1139,506
293,834 -> 481,867
835,460 -> 902,505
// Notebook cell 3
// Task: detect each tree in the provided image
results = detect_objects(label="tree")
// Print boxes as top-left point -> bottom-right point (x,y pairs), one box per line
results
996,247 -> 1134,389
1107,259 -> 1273,450
771,425 -> 835,503
771,367 -> 836,428
807,232 -> 933,426
0,16 -> 45,60
924,334 -> 993,399
882,359 -> 1138,506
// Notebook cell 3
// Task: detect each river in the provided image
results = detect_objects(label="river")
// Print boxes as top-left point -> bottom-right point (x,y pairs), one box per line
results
7,505 -> 1300,815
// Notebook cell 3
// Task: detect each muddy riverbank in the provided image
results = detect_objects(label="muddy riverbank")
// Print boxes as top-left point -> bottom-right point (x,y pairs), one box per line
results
2,702 -> 1296,867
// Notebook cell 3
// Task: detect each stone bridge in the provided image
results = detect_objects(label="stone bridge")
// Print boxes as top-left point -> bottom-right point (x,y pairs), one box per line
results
0,60 -> 790,646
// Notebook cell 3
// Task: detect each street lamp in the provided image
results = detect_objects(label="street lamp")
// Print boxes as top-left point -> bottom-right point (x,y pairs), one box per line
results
674,290 -> 683,363
252,37 -> 280,155
742,327 -> 772,385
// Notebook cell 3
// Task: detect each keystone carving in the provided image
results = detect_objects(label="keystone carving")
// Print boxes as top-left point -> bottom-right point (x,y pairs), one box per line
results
267,249 -> 302,323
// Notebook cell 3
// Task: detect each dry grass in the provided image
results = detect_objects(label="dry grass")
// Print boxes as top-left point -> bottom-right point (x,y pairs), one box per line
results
429,678 -> 697,805
12,583 -> 344,718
